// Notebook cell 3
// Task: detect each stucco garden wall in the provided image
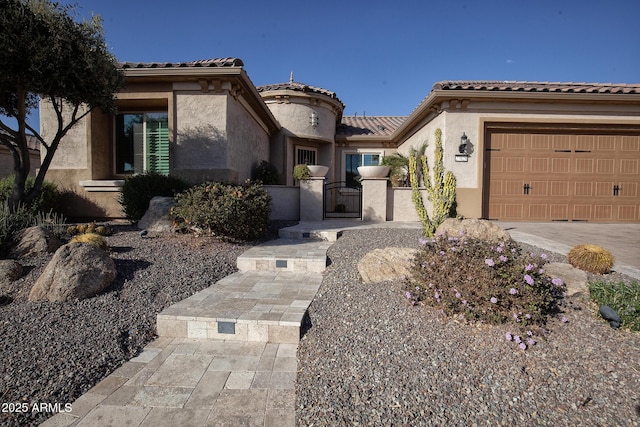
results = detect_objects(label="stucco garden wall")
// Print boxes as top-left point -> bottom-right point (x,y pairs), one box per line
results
265,185 -> 299,221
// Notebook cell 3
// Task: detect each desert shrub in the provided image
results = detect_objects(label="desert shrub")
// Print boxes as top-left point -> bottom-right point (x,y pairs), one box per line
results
0,201 -> 66,258
0,175 -> 61,215
293,164 -> 310,182
589,280 -> 640,331
253,160 -> 279,185
405,235 -> 565,348
172,180 -> 271,241
70,232 -> 108,250
568,244 -> 615,274
119,172 -> 190,222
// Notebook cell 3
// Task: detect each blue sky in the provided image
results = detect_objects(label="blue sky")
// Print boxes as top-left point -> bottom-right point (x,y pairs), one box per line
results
12,0 -> 640,130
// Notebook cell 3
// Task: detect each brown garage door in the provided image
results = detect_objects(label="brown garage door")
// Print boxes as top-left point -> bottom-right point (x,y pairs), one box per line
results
484,124 -> 640,222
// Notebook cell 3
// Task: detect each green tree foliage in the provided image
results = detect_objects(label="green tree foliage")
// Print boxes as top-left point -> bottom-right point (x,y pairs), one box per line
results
0,0 -> 125,211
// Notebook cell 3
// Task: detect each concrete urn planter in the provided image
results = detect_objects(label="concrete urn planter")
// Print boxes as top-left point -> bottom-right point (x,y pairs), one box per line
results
357,165 -> 390,178
307,165 -> 329,177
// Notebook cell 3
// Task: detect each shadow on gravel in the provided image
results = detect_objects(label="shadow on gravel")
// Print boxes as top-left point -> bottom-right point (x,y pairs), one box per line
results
300,311 -> 313,338
110,246 -> 135,254
636,404 -> 640,417
105,259 -> 153,293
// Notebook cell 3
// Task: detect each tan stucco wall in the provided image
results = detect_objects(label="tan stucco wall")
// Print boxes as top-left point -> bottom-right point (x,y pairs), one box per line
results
265,185 -> 299,220
41,102 -> 90,170
227,95 -> 270,182
0,147 -> 39,178
173,92 -> 228,183
263,96 -> 338,143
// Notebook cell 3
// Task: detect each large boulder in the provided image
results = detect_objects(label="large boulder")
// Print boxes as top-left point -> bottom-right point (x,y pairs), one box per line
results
0,260 -> 23,281
29,242 -> 117,302
357,247 -> 418,284
543,262 -> 588,297
435,218 -> 512,244
9,226 -> 62,258
138,196 -> 175,233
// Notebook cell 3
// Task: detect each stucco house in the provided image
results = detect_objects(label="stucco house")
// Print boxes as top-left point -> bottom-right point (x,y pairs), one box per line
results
40,58 -> 640,222
1,132 -> 40,179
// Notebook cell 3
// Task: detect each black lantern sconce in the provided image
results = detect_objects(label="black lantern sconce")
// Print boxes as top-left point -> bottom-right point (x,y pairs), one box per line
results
310,111 -> 319,128
455,132 -> 474,162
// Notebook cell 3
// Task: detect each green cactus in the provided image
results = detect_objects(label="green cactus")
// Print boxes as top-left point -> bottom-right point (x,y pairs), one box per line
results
409,128 -> 457,237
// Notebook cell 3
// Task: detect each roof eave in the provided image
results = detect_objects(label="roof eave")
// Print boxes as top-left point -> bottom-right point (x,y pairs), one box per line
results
392,90 -> 640,142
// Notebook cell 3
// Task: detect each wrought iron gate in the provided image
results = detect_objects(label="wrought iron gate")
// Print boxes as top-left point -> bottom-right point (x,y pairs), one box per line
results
324,181 -> 362,219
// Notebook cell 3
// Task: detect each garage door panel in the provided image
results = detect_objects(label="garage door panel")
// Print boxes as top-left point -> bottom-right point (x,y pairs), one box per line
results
504,204 -> 524,219
619,182 -> 638,198
549,204 -> 568,219
594,205 -> 614,221
549,181 -> 569,196
505,157 -> 525,172
530,158 -> 549,173
551,158 -> 570,173
617,205 -> 638,221
531,134 -> 551,150
620,159 -> 639,174
575,158 -> 594,173
573,205 -> 592,221
504,180 -> 525,195
486,128 -> 640,223
574,182 -> 593,196
528,204 -> 548,219
621,136 -> 639,152
596,159 -> 615,174
575,135 -> 595,151
597,136 -> 616,151
552,134 -> 572,151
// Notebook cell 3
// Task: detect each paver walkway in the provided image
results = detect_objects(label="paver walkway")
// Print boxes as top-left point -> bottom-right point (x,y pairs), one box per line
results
42,229 -> 336,427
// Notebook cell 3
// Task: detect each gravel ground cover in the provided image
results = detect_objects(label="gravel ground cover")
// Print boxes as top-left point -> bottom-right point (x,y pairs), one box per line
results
296,228 -> 640,426
0,223 -> 281,427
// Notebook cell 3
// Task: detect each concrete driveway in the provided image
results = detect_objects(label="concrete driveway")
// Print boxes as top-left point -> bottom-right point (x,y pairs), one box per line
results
495,221 -> 640,279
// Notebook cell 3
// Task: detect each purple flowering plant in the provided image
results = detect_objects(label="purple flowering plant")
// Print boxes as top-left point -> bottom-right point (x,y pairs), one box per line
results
405,234 -> 566,342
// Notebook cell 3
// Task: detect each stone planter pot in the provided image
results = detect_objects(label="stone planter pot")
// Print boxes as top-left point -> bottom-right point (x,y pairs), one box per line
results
357,165 -> 390,178
307,165 -> 329,177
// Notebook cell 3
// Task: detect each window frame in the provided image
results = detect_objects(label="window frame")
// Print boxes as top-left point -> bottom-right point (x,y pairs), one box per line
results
341,149 -> 385,187
114,110 -> 169,176
295,146 -> 318,165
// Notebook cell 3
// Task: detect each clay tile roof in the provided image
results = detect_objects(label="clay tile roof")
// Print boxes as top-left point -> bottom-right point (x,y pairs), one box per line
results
118,57 -> 244,69
431,80 -> 640,94
338,116 -> 407,137
256,81 -> 344,106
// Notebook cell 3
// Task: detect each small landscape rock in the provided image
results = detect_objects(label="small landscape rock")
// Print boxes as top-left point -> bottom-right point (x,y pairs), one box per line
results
29,242 -> 116,302
9,226 -> 62,258
0,259 -> 23,281
138,196 -> 175,233
435,218 -> 512,244
357,247 -> 417,284
544,262 -> 588,297
599,305 -> 621,329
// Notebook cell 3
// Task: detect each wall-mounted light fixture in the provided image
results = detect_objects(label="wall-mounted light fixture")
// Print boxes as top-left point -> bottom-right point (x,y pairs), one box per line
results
310,111 -> 319,128
455,132 -> 474,162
